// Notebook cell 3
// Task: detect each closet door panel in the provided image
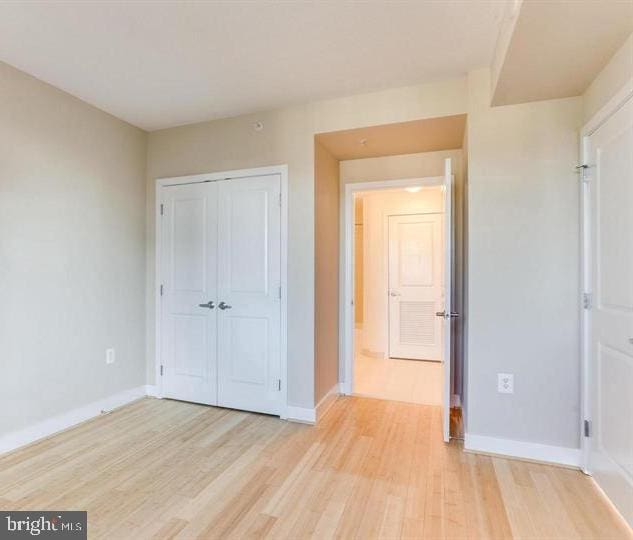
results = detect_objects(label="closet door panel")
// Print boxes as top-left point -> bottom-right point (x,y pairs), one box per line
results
160,182 -> 218,405
217,175 -> 281,415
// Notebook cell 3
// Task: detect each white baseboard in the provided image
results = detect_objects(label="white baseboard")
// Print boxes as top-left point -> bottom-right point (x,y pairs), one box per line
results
464,433 -> 581,468
361,348 -> 385,359
316,383 -> 341,422
339,381 -> 352,395
286,383 -> 342,425
0,385 -> 150,456
286,405 -> 316,424
145,384 -> 159,397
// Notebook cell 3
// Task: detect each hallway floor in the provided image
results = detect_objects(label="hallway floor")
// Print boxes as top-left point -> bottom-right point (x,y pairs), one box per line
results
354,348 -> 443,405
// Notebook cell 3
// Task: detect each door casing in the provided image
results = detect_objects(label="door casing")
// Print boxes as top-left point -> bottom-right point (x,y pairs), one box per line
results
155,165 -> 289,418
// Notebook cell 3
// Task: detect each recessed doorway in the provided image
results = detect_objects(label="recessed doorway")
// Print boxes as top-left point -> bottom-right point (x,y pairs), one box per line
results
315,115 -> 467,441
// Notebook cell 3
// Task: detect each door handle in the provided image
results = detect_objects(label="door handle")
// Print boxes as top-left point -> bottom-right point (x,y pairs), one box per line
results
218,301 -> 232,310
389,291 -> 401,297
436,311 -> 460,319
198,301 -> 215,309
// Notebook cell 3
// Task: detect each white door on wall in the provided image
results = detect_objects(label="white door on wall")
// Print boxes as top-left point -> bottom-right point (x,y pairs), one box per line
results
587,96 -> 633,527
160,182 -> 218,406
216,175 -> 282,416
159,172 -> 283,416
388,213 -> 443,361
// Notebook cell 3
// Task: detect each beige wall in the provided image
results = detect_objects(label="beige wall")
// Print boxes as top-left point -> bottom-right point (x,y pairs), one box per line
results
0,61 -> 147,434
146,78 -> 467,409
340,150 -> 462,184
314,141 -> 340,403
583,32 -> 633,124
146,66 -> 583,450
466,68 -> 582,448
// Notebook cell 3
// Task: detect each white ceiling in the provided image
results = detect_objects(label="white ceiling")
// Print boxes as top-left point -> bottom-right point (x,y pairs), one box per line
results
492,0 -> 633,106
0,1 -> 506,131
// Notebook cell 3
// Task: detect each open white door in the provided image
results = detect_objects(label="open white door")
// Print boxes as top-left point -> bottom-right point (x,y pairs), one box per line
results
585,95 -> 633,527
438,158 -> 454,443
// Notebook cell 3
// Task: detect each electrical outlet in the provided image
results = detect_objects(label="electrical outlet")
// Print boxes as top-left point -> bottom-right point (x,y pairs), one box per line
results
497,373 -> 514,394
106,348 -> 115,365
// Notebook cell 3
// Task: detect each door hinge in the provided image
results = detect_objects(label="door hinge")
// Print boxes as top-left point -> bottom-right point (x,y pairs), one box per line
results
279,193 -> 282,206
275,379 -> 281,391
278,286 -> 282,299
160,365 -> 164,377
160,284 -> 164,296
575,164 -> 591,184
160,203 -> 164,216
582,292 -> 592,310
584,419 -> 591,437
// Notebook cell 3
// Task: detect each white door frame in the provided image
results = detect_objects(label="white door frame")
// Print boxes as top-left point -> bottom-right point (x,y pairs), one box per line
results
154,165 -> 289,418
339,175 -> 445,396
579,78 -> 633,474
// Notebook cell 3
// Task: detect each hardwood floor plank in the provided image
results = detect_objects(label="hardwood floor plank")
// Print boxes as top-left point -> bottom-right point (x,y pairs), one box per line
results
0,396 -> 630,540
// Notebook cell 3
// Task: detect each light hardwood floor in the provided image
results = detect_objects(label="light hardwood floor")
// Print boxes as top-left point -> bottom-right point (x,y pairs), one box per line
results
353,329 -> 443,406
354,352 -> 443,406
0,397 -> 630,539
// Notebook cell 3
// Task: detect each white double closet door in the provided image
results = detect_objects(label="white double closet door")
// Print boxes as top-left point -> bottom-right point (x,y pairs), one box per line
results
159,173 -> 282,416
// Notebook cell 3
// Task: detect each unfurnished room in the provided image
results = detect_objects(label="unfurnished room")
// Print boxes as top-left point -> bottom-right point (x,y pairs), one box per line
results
1,1 -> 632,539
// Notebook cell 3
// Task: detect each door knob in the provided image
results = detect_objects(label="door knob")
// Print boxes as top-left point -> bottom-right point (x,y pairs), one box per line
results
198,301 -> 215,309
435,311 -> 460,319
218,301 -> 232,310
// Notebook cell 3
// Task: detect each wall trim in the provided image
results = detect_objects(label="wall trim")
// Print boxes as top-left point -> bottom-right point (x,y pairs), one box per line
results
0,386 -> 150,456
360,349 -> 385,359
286,405 -> 316,425
316,383 -> 341,422
582,76 -> 633,136
464,433 -> 581,468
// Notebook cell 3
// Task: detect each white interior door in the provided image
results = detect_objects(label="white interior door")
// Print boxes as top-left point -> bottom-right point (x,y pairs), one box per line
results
160,182 -> 218,406
388,213 -> 443,361
217,175 -> 282,415
587,96 -> 633,527
441,159 -> 454,442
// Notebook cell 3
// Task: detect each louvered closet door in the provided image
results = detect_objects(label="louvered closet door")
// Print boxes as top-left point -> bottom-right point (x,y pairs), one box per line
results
216,175 -> 282,415
388,213 -> 443,361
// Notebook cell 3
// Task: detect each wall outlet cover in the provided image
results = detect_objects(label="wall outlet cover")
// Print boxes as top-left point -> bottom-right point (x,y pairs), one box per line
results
498,373 -> 514,394
106,348 -> 116,364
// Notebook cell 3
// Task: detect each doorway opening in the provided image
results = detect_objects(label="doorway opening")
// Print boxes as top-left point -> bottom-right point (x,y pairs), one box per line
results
353,185 -> 445,407
314,115 -> 467,440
